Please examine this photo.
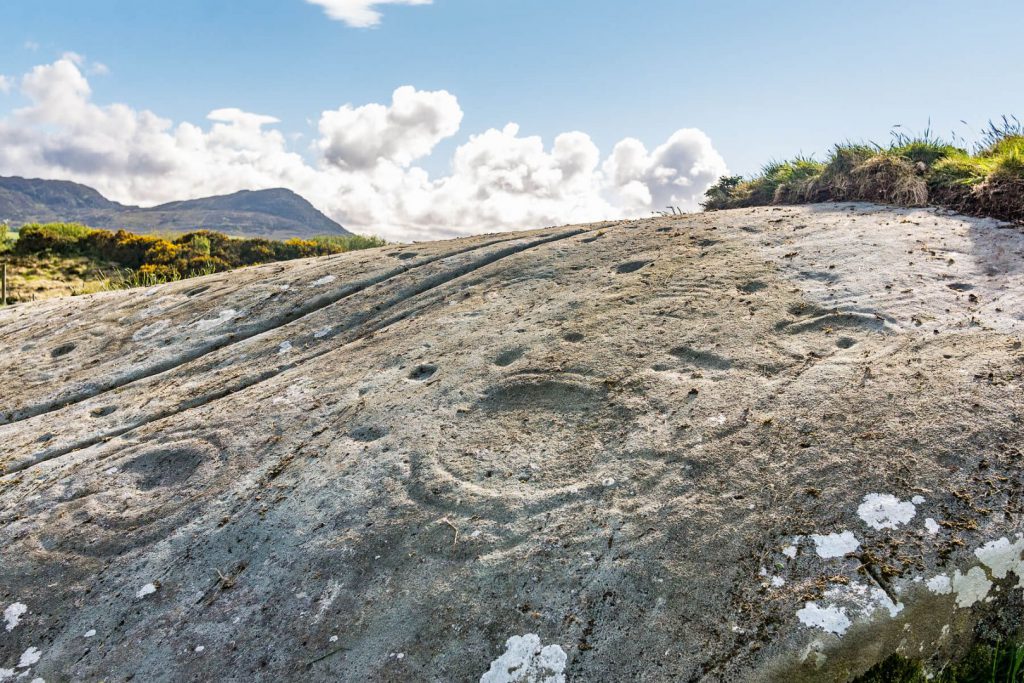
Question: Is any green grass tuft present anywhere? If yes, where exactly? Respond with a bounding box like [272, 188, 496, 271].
[102, 265, 218, 291]
[852, 640, 1024, 683]
[310, 234, 388, 251]
[890, 140, 962, 166]
[703, 117, 1024, 223]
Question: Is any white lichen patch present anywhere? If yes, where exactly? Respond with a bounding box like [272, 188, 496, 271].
[84, 629, 96, 638]
[795, 580, 907, 642]
[811, 531, 860, 558]
[825, 581, 904, 619]
[951, 567, 992, 608]
[920, 535, 1023, 608]
[926, 574, 952, 595]
[18, 647, 41, 668]
[313, 326, 333, 339]
[311, 275, 336, 287]
[911, 495, 925, 505]
[759, 567, 786, 588]
[3, 602, 27, 632]
[974, 536, 1024, 588]
[278, 341, 293, 355]
[857, 493, 916, 530]
[924, 518, 940, 535]
[136, 583, 158, 599]
[480, 634, 567, 683]
[796, 602, 851, 636]
[0, 668, 13, 681]
[193, 309, 238, 331]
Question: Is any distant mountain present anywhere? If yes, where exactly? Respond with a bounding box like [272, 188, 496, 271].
[0, 176, 350, 239]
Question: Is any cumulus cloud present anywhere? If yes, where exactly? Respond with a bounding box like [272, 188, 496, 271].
[305, 0, 432, 28]
[605, 130, 727, 212]
[0, 56, 728, 242]
[318, 86, 462, 169]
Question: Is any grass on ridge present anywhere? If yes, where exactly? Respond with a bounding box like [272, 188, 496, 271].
[703, 116, 1024, 223]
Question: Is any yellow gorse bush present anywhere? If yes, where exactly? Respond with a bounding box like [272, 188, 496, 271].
[14, 224, 387, 281]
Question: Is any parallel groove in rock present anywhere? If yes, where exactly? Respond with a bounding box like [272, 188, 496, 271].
[2, 225, 595, 475]
[0, 231, 532, 427]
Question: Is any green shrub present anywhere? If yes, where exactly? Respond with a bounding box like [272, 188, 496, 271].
[187, 233, 211, 256]
[14, 223, 96, 255]
[701, 175, 745, 211]
[239, 240, 276, 264]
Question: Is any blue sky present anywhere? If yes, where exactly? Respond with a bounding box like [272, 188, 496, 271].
[1, 0, 1022, 240]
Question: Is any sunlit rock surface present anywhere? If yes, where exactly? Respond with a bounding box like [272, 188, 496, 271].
[1, 203, 1022, 681]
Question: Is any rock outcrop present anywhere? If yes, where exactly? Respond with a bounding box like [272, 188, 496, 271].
[1, 203, 1022, 681]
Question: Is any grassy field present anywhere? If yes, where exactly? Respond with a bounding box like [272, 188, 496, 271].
[1, 252, 122, 302]
[702, 116, 1024, 224]
[0, 222, 386, 304]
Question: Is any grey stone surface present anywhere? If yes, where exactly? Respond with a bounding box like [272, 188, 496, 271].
[1, 203, 1022, 681]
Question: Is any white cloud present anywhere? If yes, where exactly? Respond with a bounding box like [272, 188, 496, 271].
[0, 76, 11, 94]
[604, 130, 727, 212]
[318, 85, 462, 169]
[0, 56, 728, 242]
[305, 0, 432, 28]
[20, 57, 92, 115]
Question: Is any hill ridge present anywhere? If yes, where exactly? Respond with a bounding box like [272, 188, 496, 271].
[0, 175, 349, 239]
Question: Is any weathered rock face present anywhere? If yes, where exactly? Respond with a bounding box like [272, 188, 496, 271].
[1, 203, 1023, 682]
